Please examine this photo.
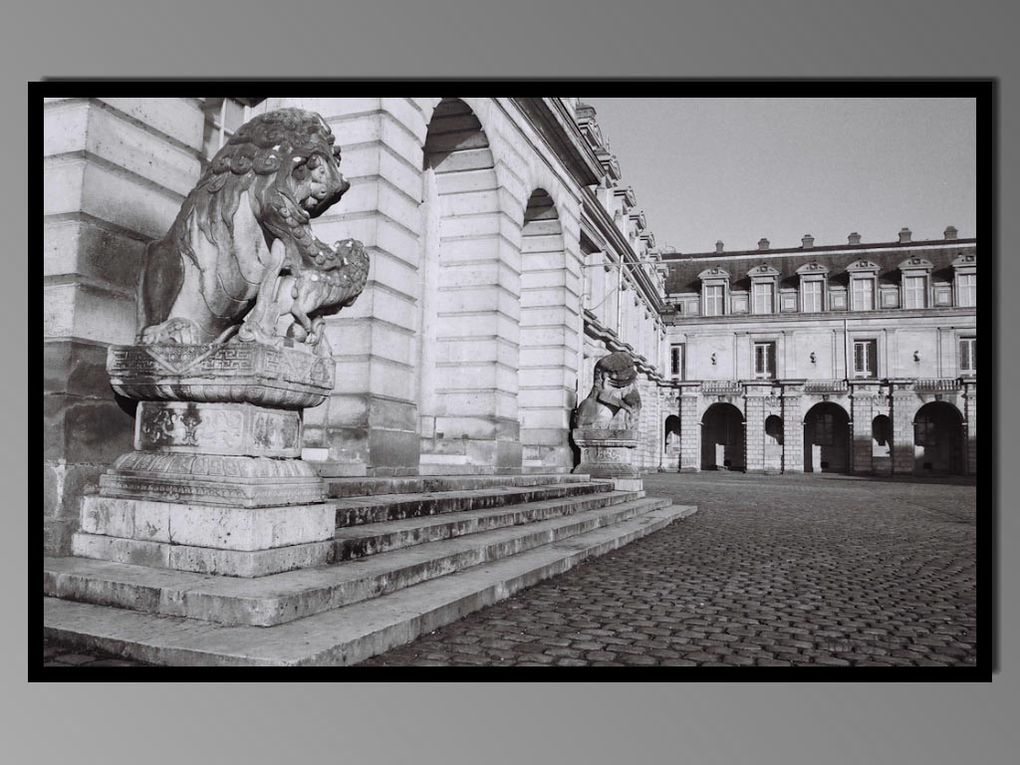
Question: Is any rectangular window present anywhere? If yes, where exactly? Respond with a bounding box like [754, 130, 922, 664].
[670, 344, 685, 379]
[903, 274, 927, 309]
[202, 98, 250, 163]
[959, 337, 976, 375]
[852, 339, 878, 378]
[753, 342, 776, 379]
[851, 278, 874, 311]
[957, 273, 976, 307]
[704, 284, 724, 316]
[802, 281, 823, 313]
[752, 282, 773, 314]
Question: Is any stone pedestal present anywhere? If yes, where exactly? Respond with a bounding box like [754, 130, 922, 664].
[71, 342, 337, 577]
[571, 427, 642, 490]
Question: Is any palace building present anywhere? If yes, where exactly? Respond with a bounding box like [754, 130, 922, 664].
[659, 229, 978, 477]
[42, 95, 977, 560]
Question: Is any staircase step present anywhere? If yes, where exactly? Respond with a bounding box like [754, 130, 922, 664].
[43, 504, 697, 666]
[44, 497, 671, 628]
[333, 481, 613, 527]
[335, 489, 642, 560]
[326, 473, 593, 499]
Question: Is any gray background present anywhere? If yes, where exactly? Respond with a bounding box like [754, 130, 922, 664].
[4, 1, 1016, 763]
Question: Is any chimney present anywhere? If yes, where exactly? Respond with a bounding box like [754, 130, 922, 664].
[715, 240, 725, 253]
[848, 232, 862, 245]
[801, 234, 814, 249]
[757, 238, 770, 251]
[898, 227, 912, 243]
[944, 225, 958, 240]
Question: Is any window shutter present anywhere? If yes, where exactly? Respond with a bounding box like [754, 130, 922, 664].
[868, 341, 878, 378]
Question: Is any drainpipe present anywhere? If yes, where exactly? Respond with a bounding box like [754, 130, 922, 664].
[843, 318, 849, 382]
[616, 264, 623, 340]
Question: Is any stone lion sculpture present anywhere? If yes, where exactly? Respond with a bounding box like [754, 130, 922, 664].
[574, 351, 642, 430]
[137, 108, 369, 356]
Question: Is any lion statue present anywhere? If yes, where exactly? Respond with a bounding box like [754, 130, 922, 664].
[137, 108, 369, 355]
[574, 351, 642, 430]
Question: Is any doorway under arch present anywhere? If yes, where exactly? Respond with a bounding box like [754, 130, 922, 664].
[701, 403, 744, 471]
[913, 401, 964, 474]
[803, 402, 849, 473]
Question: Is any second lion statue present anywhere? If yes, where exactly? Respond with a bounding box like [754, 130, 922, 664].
[137, 108, 369, 356]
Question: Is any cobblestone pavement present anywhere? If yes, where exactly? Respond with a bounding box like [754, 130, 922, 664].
[42, 472, 977, 668]
[362, 473, 978, 667]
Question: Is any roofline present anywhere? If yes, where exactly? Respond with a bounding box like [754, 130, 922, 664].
[661, 238, 977, 261]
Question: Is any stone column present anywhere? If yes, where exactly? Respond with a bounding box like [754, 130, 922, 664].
[743, 384, 768, 473]
[781, 385, 804, 473]
[849, 382, 880, 474]
[679, 388, 701, 472]
[43, 97, 206, 554]
[890, 382, 917, 475]
[963, 380, 977, 475]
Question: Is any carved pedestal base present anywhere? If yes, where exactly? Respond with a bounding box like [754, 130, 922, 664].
[572, 428, 641, 487]
[78, 341, 336, 576]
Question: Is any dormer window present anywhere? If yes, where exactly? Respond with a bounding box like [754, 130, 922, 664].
[796, 261, 829, 314]
[899, 256, 934, 309]
[747, 263, 780, 315]
[698, 267, 730, 317]
[847, 259, 880, 312]
[952, 252, 977, 308]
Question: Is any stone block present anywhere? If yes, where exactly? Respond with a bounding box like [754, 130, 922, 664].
[80, 159, 184, 240]
[81, 496, 137, 538]
[97, 98, 205, 148]
[72, 533, 171, 569]
[369, 397, 418, 431]
[81, 497, 335, 551]
[367, 428, 420, 471]
[72, 533, 335, 577]
[64, 103, 201, 196]
[43, 282, 137, 345]
[44, 339, 115, 397]
[44, 394, 134, 463]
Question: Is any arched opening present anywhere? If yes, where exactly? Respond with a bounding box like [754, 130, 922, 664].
[701, 403, 744, 471]
[419, 99, 514, 474]
[871, 413, 892, 473]
[764, 414, 784, 473]
[519, 188, 573, 472]
[664, 414, 681, 451]
[913, 402, 964, 474]
[803, 402, 849, 473]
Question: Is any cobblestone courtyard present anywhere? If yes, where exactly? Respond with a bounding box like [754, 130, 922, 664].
[43, 472, 978, 668]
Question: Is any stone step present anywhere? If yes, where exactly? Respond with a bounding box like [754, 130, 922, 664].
[43, 504, 697, 666]
[326, 472, 593, 499]
[43, 497, 671, 628]
[333, 480, 614, 528]
[334, 488, 643, 561]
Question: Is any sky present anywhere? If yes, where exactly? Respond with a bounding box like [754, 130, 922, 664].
[581, 98, 976, 254]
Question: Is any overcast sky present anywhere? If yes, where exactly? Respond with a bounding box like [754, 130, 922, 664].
[581, 98, 976, 254]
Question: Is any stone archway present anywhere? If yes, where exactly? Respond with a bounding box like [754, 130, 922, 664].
[804, 402, 850, 473]
[418, 98, 518, 474]
[913, 401, 965, 474]
[701, 403, 744, 471]
[519, 188, 572, 473]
